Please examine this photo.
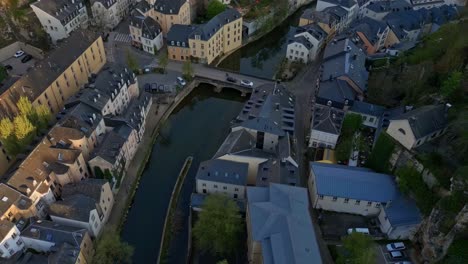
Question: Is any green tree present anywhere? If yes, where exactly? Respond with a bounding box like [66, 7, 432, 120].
[158, 53, 168, 73]
[0, 118, 19, 156]
[193, 194, 243, 255]
[36, 104, 51, 131]
[206, 0, 227, 20]
[93, 230, 134, 264]
[126, 49, 138, 72]
[341, 113, 363, 138]
[182, 60, 194, 80]
[94, 166, 104, 179]
[441, 71, 463, 98]
[13, 115, 35, 143]
[0, 118, 13, 139]
[336, 137, 353, 161]
[366, 132, 395, 173]
[337, 232, 376, 264]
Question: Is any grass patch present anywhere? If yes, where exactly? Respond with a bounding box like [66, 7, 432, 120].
[440, 239, 468, 264]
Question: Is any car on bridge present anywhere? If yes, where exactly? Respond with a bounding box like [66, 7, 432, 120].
[226, 76, 237, 83]
[177, 76, 186, 86]
[240, 80, 253, 88]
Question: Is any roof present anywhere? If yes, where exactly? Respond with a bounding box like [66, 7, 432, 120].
[189, 8, 241, 41]
[319, 0, 357, 8]
[392, 104, 448, 139]
[415, 4, 459, 25]
[384, 10, 424, 39]
[130, 15, 162, 39]
[0, 30, 101, 113]
[167, 24, 197, 47]
[0, 220, 15, 242]
[213, 129, 256, 158]
[49, 194, 96, 222]
[317, 79, 356, 105]
[350, 101, 385, 116]
[296, 23, 328, 42]
[58, 102, 103, 137]
[190, 193, 246, 212]
[134, 0, 150, 14]
[247, 184, 322, 264]
[31, 0, 85, 25]
[92, 125, 133, 165]
[300, 8, 315, 21]
[349, 17, 388, 45]
[62, 179, 107, 201]
[383, 193, 421, 226]
[91, 0, 117, 8]
[366, 0, 412, 13]
[92, 64, 136, 102]
[233, 83, 295, 136]
[196, 159, 248, 186]
[321, 37, 368, 91]
[0, 183, 32, 216]
[311, 104, 345, 135]
[289, 35, 313, 49]
[154, 0, 186, 15]
[310, 162, 397, 202]
[21, 219, 87, 247]
[48, 242, 81, 263]
[323, 5, 349, 19]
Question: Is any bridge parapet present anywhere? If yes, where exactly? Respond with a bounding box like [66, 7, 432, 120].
[193, 75, 253, 97]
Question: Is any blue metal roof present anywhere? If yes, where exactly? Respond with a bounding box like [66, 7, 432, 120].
[383, 193, 421, 226]
[195, 159, 248, 186]
[310, 162, 397, 202]
[350, 101, 386, 117]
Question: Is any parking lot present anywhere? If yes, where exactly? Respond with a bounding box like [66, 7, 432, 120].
[1, 55, 36, 76]
[318, 211, 370, 241]
[376, 243, 412, 264]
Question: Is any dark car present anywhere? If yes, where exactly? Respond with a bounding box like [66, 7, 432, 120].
[144, 83, 151, 92]
[21, 54, 33, 63]
[4, 65, 12, 70]
[226, 76, 237, 83]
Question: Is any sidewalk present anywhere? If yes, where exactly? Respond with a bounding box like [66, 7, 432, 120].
[106, 100, 171, 230]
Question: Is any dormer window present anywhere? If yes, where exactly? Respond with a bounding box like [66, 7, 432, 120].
[398, 128, 406, 135]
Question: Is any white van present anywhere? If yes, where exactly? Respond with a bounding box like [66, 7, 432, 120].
[347, 228, 370, 235]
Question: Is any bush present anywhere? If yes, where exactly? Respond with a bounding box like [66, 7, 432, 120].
[366, 132, 395, 173]
[441, 239, 468, 264]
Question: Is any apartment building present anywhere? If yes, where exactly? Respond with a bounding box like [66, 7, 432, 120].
[316, 79, 356, 109]
[308, 162, 421, 239]
[189, 8, 242, 64]
[48, 179, 114, 237]
[386, 104, 448, 150]
[129, 15, 164, 54]
[167, 24, 197, 61]
[195, 159, 248, 200]
[21, 219, 94, 263]
[121, 94, 153, 142]
[0, 146, 13, 182]
[348, 17, 393, 54]
[246, 184, 322, 264]
[309, 104, 345, 149]
[287, 23, 328, 62]
[316, 0, 359, 24]
[31, 0, 88, 43]
[150, 0, 191, 34]
[0, 220, 24, 258]
[299, 8, 342, 36]
[91, 0, 131, 29]
[361, 0, 412, 21]
[0, 183, 46, 223]
[47, 126, 95, 161]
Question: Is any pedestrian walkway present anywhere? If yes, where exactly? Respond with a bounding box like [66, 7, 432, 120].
[114, 33, 132, 43]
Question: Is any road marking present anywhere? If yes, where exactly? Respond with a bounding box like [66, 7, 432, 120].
[114, 33, 132, 43]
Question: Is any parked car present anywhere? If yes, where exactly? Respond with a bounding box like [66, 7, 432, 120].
[21, 54, 33, 63]
[14, 50, 24, 58]
[240, 79, 253, 87]
[226, 76, 237, 83]
[144, 83, 151, 92]
[4, 65, 12, 70]
[390, 251, 404, 259]
[386, 242, 406, 252]
[177, 76, 186, 86]
[347, 228, 370, 235]
[151, 83, 158, 91]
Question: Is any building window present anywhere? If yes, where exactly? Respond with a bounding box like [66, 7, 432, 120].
[4, 242, 9, 249]
[367, 201, 372, 207]
[369, 117, 375, 123]
[234, 188, 239, 191]
[203, 189, 207, 194]
[213, 185, 218, 188]
[375, 203, 381, 208]
[318, 195, 324, 200]
[355, 200, 361, 205]
[332, 196, 337, 202]
[234, 194, 238, 199]
[202, 183, 206, 187]
[344, 198, 349, 203]
[223, 186, 227, 190]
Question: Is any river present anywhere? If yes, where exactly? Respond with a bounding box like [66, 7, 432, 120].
[217, 2, 316, 79]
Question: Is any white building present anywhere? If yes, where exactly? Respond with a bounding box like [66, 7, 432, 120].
[308, 162, 421, 239]
[49, 179, 114, 237]
[386, 104, 448, 150]
[309, 104, 344, 149]
[316, 0, 359, 24]
[129, 15, 164, 54]
[195, 159, 248, 200]
[0, 220, 24, 258]
[91, 0, 120, 29]
[287, 23, 328, 62]
[348, 101, 385, 128]
[31, 0, 88, 43]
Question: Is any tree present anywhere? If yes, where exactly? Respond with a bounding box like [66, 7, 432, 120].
[441, 70, 462, 98]
[341, 113, 363, 138]
[158, 53, 168, 73]
[36, 104, 51, 131]
[94, 166, 104, 179]
[126, 49, 138, 73]
[336, 137, 353, 161]
[0, 118, 19, 155]
[93, 230, 134, 264]
[182, 60, 194, 80]
[13, 115, 35, 143]
[193, 194, 243, 255]
[337, 232, 376, 264]
[17, 96, 34, 118]
[0, 118, 13, 139]
[206, 0, 226, 20]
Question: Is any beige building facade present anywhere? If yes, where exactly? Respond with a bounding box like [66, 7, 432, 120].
[150, 0, 191, 35]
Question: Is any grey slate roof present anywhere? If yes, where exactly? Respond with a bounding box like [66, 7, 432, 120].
[300, 8, 315, 21]
[1, 30, 101, 112]
[213, 129, 256, 158]
[32, 0, 85, 25]
[49, 194, 96, 222]
[349, 17, 388, 45]
[317, 79, 356, 105]
[312, 104, 345, 135]
[392, 104, 448, 139]
[196, 159, 248, 186]
[321, 37, 368, 92]
[323, 5, 349, 20]
[319, 0, 357, 8]
[384, 10, 424, 39]
[297, 23, 328, 42]
[289, 35, 313, 49]
[48, 243, 81, 263]
[130, 15, 162, 39]
[62, 179, 107, 201]
[189, 8, 241, 41]
[310, 162, 397, 202]
[167, 24, 197, 47]
[91, 0, 117, 9]
[350, 101, 385, 116]
[21, 219, 87, 247]
[154, 0, 186, 15]
[233, 83, 295, 136]
[93, 125, 131, 165]
[247, 184, 322, 264]
[92, 64, 136, 100]
[383, 193, 421, 226]
[366, 0, 412, 13]
[135, 0, 150, 13]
